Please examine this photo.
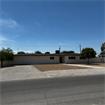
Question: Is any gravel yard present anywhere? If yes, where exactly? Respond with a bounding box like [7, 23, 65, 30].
[33, 64, 89, 72]
[43, 68, 105, 77]
[33, 64, 105, 77]
[0, 67, 3, 70]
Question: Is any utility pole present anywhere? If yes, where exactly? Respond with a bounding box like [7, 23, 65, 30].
[79, 44, 81, 53]
[59, 46, 61, 52]
[17, 48, 19, 54]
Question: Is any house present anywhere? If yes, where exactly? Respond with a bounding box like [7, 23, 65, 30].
[1, 50, 105, 66]
[2, 52, 87, 66]
[13, 53, 82, 65]
[98, 54, 105, 57]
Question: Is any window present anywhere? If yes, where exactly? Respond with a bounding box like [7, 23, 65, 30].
[50, 57, 54, 60]
[80, 57, 86, 59]
[68, 57, 76, 59]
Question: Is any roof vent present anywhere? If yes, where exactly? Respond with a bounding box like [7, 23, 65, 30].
[55, 50, 60, 54]
[45, 52, 50, 54]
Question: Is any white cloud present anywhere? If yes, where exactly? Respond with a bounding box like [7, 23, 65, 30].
[59, 43, 62, 45]
[35, 33, 40, 36]
[13, 50, 18, 54]
[0, 19, 19, 28]
[22, 29, 26, 32]
[36, 14, 38, 17]
[35, 20, 41, 26]
[0, 36, 8, 41]
[45, 32, 49, 35]
[1, 11, 5, 15]
[0, 35, 15, 42]
[1, 11, 19, 28]
[13, 35, 19, 39]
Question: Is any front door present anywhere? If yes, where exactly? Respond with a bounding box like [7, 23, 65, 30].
[59, 57, 62, 63]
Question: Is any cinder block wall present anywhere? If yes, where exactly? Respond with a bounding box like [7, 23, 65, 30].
[65, 56, 105, 64]
[89, 57, 105, 63]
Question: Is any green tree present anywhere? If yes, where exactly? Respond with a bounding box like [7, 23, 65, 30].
[61, 50, 75, 54]
[100, 51, 105, 54]
[35, 51, 42, 54]
[0, 47, 14, 67]
[81, 48, 96, 64]
[17, 51, 25, 54]
[101, 42, 105, 52]
[68, 51, 75, 53]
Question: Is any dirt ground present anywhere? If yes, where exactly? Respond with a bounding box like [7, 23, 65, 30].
[77, 63, 105, 67]
[0, 67, 3, 70]
[33, 64, 89, 72]
[0, 65, 14, 69]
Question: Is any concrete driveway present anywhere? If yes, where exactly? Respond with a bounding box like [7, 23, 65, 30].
[0, 65, 47, 82]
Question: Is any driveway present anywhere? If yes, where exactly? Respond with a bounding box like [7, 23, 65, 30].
[0, 65, 47, 82]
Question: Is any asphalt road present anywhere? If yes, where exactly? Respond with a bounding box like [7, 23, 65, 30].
[0, 75, 105, 105]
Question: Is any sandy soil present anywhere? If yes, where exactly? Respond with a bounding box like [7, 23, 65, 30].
[77, 63, 105, 67]
[0, 67, 3, 70]
[33, 64, 89, 72]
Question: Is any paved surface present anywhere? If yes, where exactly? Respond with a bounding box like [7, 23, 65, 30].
[64, 64, 104, 68]
[0, 75, 104, 105]
[0, 65, 46, 82]
[0, 65, 105, 81]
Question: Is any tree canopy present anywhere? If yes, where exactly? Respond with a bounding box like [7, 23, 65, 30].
[17, 51, 25, 54]
[0, 47, 14, 67]
[100, 51, 105, 54]
[100, 42, 105, 55]
[61, 50, 75, 54]
[35, 51, 42, 54]
[101, 42, 105, 52]
[81, 48, 96, 64]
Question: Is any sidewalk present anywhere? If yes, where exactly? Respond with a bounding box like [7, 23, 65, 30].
[64, 64, 104, 68]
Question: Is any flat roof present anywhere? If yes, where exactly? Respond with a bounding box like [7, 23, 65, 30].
[99, 54, 105, 57]
[15, 53, 80, 56]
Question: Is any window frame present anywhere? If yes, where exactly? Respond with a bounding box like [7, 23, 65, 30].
[68, 57, 76, 59]
[50, 57, 54, 60]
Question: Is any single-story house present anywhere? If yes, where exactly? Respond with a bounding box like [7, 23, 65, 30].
[1, 52, 104, 67]
[0, 53, 83, 66]
[13, 53, 84, 64]
[98, 54, 105, 57]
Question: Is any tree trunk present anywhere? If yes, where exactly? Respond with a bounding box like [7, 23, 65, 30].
[88, 58, 90, 64]
[1, 60, 3, 67]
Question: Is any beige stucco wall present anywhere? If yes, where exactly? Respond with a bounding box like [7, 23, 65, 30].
[0, 56, 105, 67]
[0, 56, 59, 66]
[65, 56, 105, 64]
[65, 56, 87, 64]
[89, 57, 105, 63]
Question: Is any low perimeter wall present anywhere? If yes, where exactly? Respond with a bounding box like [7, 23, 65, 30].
[65, 56, 105, 64]
[89, 57, 105, 63]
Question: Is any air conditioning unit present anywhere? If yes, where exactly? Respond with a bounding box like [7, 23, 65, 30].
[55, 50, 60, 54]
[45, 52, 50, 54]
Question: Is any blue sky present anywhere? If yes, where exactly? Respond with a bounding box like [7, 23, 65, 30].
[0, 0, 104, 55]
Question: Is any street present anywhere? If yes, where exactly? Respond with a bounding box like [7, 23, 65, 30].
[0, 75, 105, 105]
